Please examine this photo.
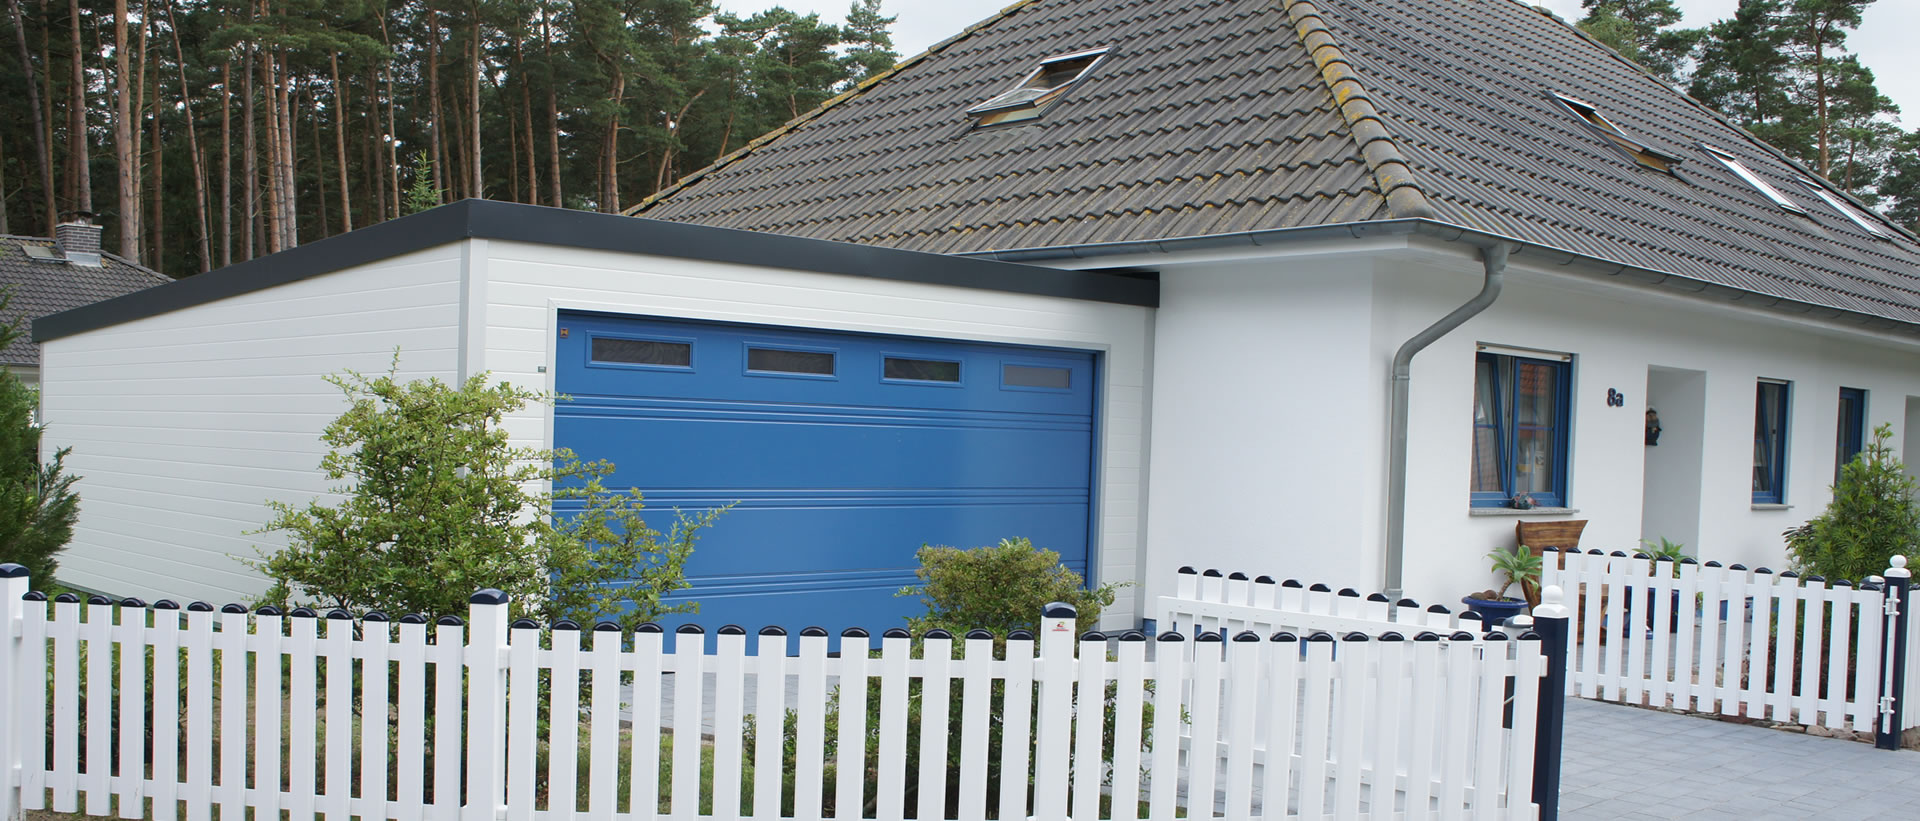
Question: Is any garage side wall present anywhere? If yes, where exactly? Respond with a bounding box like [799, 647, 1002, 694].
[477, 239, 1155, 628]
[40, 245, 465, 603]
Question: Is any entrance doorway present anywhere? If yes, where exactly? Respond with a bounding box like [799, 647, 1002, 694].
[1642, 367, 1706, 553]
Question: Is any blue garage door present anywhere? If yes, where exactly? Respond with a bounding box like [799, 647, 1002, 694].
[553, 312, 1097, 640]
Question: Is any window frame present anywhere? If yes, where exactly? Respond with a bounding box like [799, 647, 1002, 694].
[1836, 386, 1866, 483]
[1799, 180, 1888, 238]
[1700, 144, 1807, 214]
[965, 47, 1108, 127]
[1753, 379, 1792, 504]
[1551, 93, 1682, 174]
[1470, 350, 1573, 509]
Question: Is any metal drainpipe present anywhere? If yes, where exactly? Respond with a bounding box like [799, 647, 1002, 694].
[1384, 242, 1511, 600]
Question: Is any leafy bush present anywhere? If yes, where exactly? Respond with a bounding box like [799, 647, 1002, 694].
[0, 301, 79, 589]
[255, 357, 724, 629]
[899, 537, 1119, 638]
[1785, 423, 1919, 582]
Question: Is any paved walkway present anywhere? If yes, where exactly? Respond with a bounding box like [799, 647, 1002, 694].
[1561, 697, 1920, 820]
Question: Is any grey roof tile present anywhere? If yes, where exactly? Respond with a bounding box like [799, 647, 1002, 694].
[637, 0, 1920, 328]
[0, 236, 169, 367]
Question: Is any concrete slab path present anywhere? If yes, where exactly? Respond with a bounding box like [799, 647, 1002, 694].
[1561, 697, 1920, 820]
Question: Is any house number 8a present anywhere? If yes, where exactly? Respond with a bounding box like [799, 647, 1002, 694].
[1606, 388, 1625, 407]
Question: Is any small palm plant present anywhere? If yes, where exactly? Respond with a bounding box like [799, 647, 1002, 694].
[1640, 537, 1686, 577]
[1486, 544, 1542, 601]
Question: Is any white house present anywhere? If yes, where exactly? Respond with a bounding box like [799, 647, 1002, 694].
[35, 0, 1920, 632]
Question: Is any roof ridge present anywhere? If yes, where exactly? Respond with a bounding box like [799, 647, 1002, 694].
[1278, 0, 1436, 221]
[624, 0, 1042, 218]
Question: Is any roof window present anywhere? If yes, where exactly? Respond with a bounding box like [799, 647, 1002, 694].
[966, 48, 1107, 127]
[1552, 94, 1681, 173]
[1699, 144, 1806, 214]
[1798, 179, 1887, 238]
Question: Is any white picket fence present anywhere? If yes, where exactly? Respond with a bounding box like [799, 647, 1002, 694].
[1538, 548, 1919, 735]
[0, 568, 1570, 821]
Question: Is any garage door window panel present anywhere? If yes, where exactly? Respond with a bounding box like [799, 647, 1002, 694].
[589, 335, 694, 370]
[883, 356, 963, 384]
[1002, 362, 1074, 392]
[745, 345, 837, 379]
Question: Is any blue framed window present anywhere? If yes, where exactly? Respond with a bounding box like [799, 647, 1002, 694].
[1753, 380, 1791, 503]
[1471, 351, 1571, 508]
[1835, 387, 1866, 483]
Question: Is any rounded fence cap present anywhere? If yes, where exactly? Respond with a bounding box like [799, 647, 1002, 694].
[1201, 569, 1223, 578]
[1485, 631, 1510, 641]
[469, 589, 509, 605]
[1082, 630, 1109, 642]
[1254, 575, 1276, 584]
[290, 607, 318, 618]
[0, 563, 27, 578]
[187, 601, 213, 612]
[1780, 570, 1799, 578]
[1306, 631, 1335, 642]
[1379, 631, 1405, 642]
[1729, 563, 1748, 571]
[22, 591, 46, 602]
[1007, 629, 1035, 641]
[759, 625, 788, 637]
[1282, 579, 1304, 588]
[1681, 557, 1698, 565]
[675, 624, 705, 635]
[400, 614, 428, 625]
[1396, 598, 1420, 608]
[1196, 632, 1222, 642]
[1155, 631, 1184, 642]
[1343, 631, 1370, 642]
[364, 611, 390, 622]
[1610, 551, 1628, 558]
[1633, 552, 1650, 560]
[1539, 546, 1558, 553]
[553, 619, 581, 631]
[843, 627, 874, 639]
[1041, 601, 1077, 618]
[881, 627, 911, 639]
[595, 621, 622, 632]
[965, 629, 994, 640]
[637, 623, 664, 634]
[219, 603, 247, 614]
[1177, 566, 1197, 575]
[1227, 571, 1248, 581]
[510, 618, 541, 630]
[1232, 630, 1260, 642]
[1834, 578, 1853, 587]
[1428, 603, 1452, 614]
[1367, 593, 1390, 603]
[717, 625, 746, 636]
[1308, 583, 1331, 592]
[1337, 588, 1359, 598]
[325, 609, 352, 620]
[1587, 549, 1605, 556]
[1449, 631, 1477, 641]
[436, 616, 465, 627]
[121, 597, 147, 609]
[1414, 631, 1441, 642]
[800, 627, 829, 638]
[87, 595, 111, 606]
[1271, 631, 1298, 642]
[923, 628, 953, 640]
[1119, 630, 1147, 642]
[1755, 567, 1773, 575]
[1519, 631, 1542, 641]
[1891, 555, 1911, 578]
[1705, 561, 1723, 568]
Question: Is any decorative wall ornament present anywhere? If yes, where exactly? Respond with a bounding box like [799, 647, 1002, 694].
[1645, 407, 1662, 446]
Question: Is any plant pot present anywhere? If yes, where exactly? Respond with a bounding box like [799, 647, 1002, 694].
[1460, 596, 1529, 627]
[1622, 588, 1684, 634]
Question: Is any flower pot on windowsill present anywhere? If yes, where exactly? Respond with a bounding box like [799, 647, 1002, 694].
[1461, 593, 1528, 626]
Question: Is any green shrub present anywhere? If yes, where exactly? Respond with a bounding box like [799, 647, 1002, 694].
[0, 296, 79, 589]
[254, 356, 724, 629]
[1785, 423, 1919, 582]
[899, 538, 1120, 638]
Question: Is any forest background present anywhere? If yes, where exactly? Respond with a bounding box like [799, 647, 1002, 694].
[0, 0, 1915, 280]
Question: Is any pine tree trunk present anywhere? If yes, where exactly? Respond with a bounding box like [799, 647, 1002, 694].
[379, 10, 400, 216]
[542, 12, 560, 208]
[601, 69, 623, 213]
[330, 54, 351, 232]
[312, 86, 329, 238]
[67, 0, 89, 213]
[258, 47, 279, 253]
[242, 50, 256, 260]
[516, 39, 535, 204]
[135, 0, 152, 266]
[364, 65, 385, 224]
[166, 0, 211, 272]
[112, 0, 139, 259]
[6, 0, 57, 233]
[276, 56, 296, 247]
[426, 1, 444, 202]
[468, 14, 481, 199]
[221, 59, 232, 267]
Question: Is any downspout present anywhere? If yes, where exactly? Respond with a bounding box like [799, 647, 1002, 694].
[1384, 242, 1510, 600]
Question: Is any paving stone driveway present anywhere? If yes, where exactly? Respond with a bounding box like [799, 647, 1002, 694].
[1560, 697, 1920, 819]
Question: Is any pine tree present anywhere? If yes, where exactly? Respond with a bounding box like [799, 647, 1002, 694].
[404, 152, 441, 214]
[1577, 0, 1702, 83]
[1785, 424, 1919, 582]
[0, 302, 80, 589]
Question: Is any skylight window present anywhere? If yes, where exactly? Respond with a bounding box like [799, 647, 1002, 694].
[966, 47, 1107, 127]
[1799, 179, 1887, 237]
[1551, 94, 1681, 173]
[1699, 144, 1806, 214]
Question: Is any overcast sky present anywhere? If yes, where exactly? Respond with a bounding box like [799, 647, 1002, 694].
[718, 0, 1920, 128]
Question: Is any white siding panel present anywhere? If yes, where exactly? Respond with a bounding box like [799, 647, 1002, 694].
[41, 245, 464, 604]
[481, 240, 1154, 627]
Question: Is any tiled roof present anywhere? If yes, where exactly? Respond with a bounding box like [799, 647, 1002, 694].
[634, 0, 1920, 328]
[0, 236, 170, 367]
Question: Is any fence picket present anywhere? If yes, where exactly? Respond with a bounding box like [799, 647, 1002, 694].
[396, 617, 428, 816]
[1696, 564, 1725, 714]
[254, 609, 283, 821]
[1221, 635, 1258, 821]
[21, 596, 48, 813]
[1297, 636, 1335, 820]
[1622, 558, 1648, 707]
[792, 629, 828, 820]
[1851, 583, 1882, 730]
[214, 606, 245, 821]
[1144, 635, 1182, 820]
[1110, 634, 1147, 821]
[835, 630, 871, 821]
[1369, 634, 1407, 820]
[1575, 552, 1602, 699]
[550, 624, 582, 821]
[1072, 633, 1107, 821]
[710, 628, 746, 821]
[1261, 635, 1301, 821]
[505, 621, 538, 821]
[669, 628, 704, 820]
[362, 616, 392, 820]
[1436, 636, 1474, 821]
[115, 604, 147, 820]
[1743, 571, 1772, 717]
[83, 599, 110, 815]
[288, 612, 318, 821]
[1402, 636, 1441, 820]
[628, 625, 664, 820]
[1187, 636, 1224, 818]
[1504, 636, 1541, 821]
[1332, 635, 1369, 818]
[431, 618, 464, 821]
[751, 629, 786, 820]
[917, 633, 952, 821]
[875, 631, 909, 821]
[956, 632, 993, 821]
[1670, 561, 1698, 711]
[1472, 635, 1509, 821]
[324, 614, 354, 821]
[589, 626, 619, 821]
[1771, 573, 1798, 722]
[1646, 558, 1675, 708]
[149, 603, 179, 821]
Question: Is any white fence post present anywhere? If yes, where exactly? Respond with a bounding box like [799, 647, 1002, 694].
[0, 564, 28, 821]
[465, 589, 510, 821]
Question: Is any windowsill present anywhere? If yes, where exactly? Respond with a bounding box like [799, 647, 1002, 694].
[1469, 507, 1582, 517]
[1751, 503, 1793, 511]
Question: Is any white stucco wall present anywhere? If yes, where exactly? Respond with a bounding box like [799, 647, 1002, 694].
[476, 239, 1157, 628]
[1137, 240, 1920, 613]
[40, 246, 466, 603]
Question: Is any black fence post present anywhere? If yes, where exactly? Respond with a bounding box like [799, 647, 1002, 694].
[1878, 556, 1910, 751]
[1530, 584, 1571, 821]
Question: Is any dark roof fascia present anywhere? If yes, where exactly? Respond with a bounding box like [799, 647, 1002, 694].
[37, 200, 1157, 343]
[963, 219, 1920, 340]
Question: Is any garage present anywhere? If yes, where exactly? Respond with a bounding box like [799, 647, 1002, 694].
[554, 311, 1097, 635]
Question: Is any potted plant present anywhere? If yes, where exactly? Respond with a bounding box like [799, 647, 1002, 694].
[1632, 538, 1687, 632]
[1463, 544, 1539, 625]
